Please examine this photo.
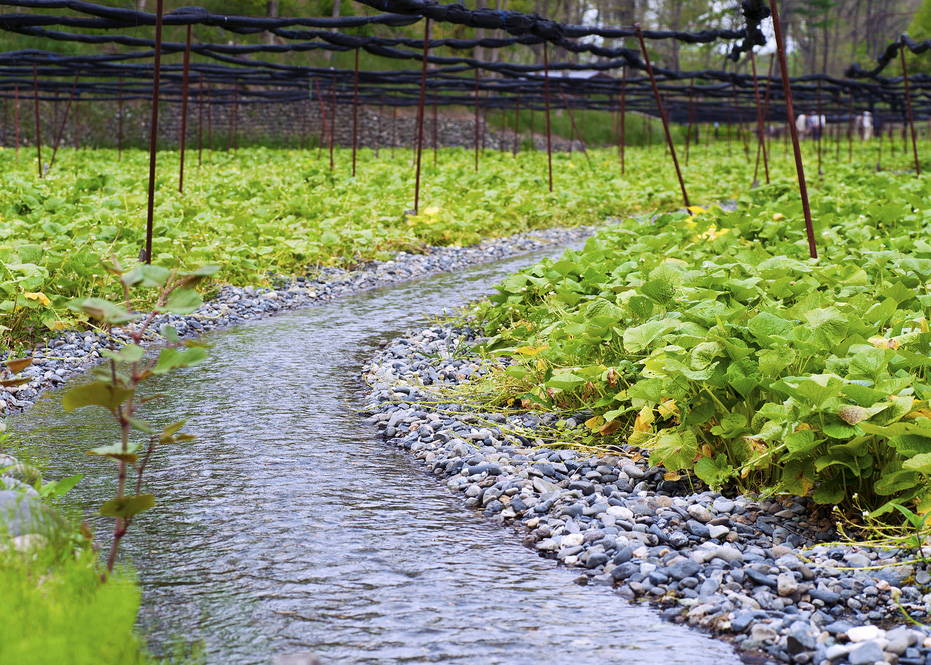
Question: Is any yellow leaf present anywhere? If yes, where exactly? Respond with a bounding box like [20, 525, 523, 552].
[633, 406, 654, 432]
[868, 335, 899, 350]
[658, 398, 679, 419]
[687, 205, 707, 215]
[515, 344, 549, 356]
[663, 471, 681, 481]
[23, 291, 51, 306]
[585, 415, 605, 431]
[904, 409, 931, 420]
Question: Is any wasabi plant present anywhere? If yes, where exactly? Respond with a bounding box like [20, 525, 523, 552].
[63, 260, 217, 579]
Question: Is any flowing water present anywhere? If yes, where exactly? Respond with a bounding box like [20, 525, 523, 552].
[7, 247, 739, 665]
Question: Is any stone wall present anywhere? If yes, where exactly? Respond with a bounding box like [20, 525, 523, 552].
[0, 96, 580, 151]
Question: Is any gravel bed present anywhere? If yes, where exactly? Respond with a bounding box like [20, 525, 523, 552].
[363, 325, 931, 665]
[0, 225, 593, 416]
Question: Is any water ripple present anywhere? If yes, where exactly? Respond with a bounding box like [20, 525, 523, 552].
[8, 247, 739, 665]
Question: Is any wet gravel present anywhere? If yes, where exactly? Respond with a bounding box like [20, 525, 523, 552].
[363, 325, 931, 665]
[0, 225, 593, 416]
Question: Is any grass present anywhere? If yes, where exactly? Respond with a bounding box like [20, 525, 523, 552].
[0, 545, 159, 665]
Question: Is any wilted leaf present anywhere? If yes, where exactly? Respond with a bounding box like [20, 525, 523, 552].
[5, 358, 33, 373]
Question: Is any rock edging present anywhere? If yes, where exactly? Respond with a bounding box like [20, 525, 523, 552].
[0, 224, 593, 417]
[363, 325, 931, 665]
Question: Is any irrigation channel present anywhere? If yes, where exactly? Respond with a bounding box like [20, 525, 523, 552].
[6, 245, 738, 665]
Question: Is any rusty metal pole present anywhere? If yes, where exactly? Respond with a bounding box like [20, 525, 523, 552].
[47, 75, 77, 173]
[13, 83, 19, 157]
[769, 0, 817, 259]
[816, 79, 824, 176]
[32, 64, 42, 178]
[432, 101, 438, 165]
[178, 24, 193, 193]
[635, 26, 690, 211]
[899, 44, 921, 175]
[328, 85, 335, 171]
[316, 78, 325, 158]
[144, 0, 166, 264]
[877, 118, 883, 171]
[197, 73, 204, 166]
[512, 97, 520, 155]
[117, 77, 124, 160]
[750, 50, 770, 185]
[685, 80, 695, 166]
[562, 93, 592, 167]
[207, 83, 213, 151]
[619, 65, 626, 175]
[352, 47, 360, 177]
[473, 67, 480, 172]
[232, 85, 240, 151]
[413, 18, 430, 214]
[543, 42, 553, 192]
[73, 84, 81, 150]
[846, 89, 854, 163]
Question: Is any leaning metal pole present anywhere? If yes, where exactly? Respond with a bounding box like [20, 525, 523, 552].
[899, 43, 921, 176]
[769, 0, 817, 259]
[636, 26, 690, 212]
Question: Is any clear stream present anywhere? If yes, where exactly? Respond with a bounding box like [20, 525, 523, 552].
[8, 247, 739, 665]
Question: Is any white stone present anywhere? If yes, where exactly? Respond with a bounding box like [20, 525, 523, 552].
[561, 533, 584, 547]
[707, 524, 730, 539]
[607, 505, 634, 520]
[847, 625, 884, 642]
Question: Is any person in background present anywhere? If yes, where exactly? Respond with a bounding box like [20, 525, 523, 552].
[859, 111, 874, 140]
[796, 112, 809, 139]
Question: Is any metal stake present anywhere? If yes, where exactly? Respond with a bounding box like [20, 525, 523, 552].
[413, 18, 430, 214]
[352, 47, 360, 176]
[899, 44, 921, 175]
[144, 0, 165, 264]
[769, 0, 817, 259]
[543, 43, 553, 192]
[750, 50, 770, 185]
[636, 26, 690, 211]
[179, 24, 192, 192]
[32, 64, 42, 178]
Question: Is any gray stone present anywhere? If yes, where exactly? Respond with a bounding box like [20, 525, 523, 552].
[778, 572, 799, 597]
[712, 497, 735, 513]
[612, 546, 633, 565]
[731, 611, 756, 633]
[687, 520, 710, 538]
[786, 626, 817, 655]
[749, 623, 779, 644]
[666, 559, 701, 580]
[687, 504, 714, 523]
[847, 640, 884, 665]
[610, 562, 639, 581]
[809, 588, 841, 605]
[844, 552, 871, 569]
[884, 627, 919, 655]
[0, 490, 66, 539]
